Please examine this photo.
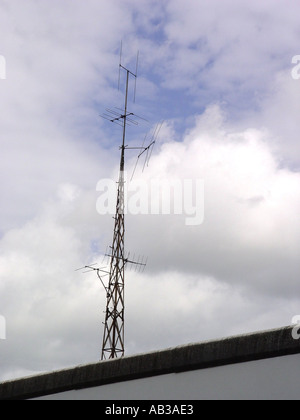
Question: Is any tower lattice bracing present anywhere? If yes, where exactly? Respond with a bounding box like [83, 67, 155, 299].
[101, 154, 126, 360]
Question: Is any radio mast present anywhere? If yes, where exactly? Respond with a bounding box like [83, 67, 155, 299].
[78, 45, 161, 360]
[100, 46, 152, 360]
[101, 56, 133, 360]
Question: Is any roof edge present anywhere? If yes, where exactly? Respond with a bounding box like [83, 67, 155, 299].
[1, 325, 299, 400]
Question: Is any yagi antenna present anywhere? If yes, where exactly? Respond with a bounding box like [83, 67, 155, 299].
[143, 121, 163, 168]
[101, 43, 141, 129]
[104, 250, 147, 273]
[76, 264, 111, 297]
[130, 120, 164, 180]
[75, 263, 98, 272]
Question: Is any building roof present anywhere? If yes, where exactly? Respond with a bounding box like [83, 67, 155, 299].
[0, 325, 299, 400]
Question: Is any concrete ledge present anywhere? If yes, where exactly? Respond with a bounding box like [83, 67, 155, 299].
[0, 325, 299, 400]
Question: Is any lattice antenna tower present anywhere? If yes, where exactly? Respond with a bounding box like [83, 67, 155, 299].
[78, 45, 161, 360]
[99, 44, 151, 360]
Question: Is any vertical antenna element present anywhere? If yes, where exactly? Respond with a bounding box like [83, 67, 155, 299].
[134, 51, 139, 103]
[118, 41, 123, 91]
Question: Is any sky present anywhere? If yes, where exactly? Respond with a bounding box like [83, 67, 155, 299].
[0, 0, 300, 381]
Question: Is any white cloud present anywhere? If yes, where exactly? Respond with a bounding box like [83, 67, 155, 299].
[0, 194, 106, 378]
[126, 105, 300, 298]
[255, 70, 300, 168]
[125, 270, 298, 355]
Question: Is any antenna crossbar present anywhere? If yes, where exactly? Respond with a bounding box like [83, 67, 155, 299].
[120, 64, 137, 79]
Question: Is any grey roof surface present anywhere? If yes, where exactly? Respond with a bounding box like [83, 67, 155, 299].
[0, 325, 299, 400]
